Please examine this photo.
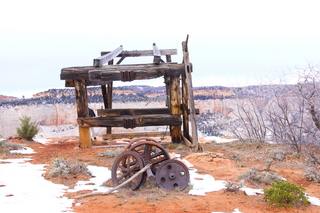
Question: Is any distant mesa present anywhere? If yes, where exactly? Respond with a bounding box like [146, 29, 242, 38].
[0, 95, 18, 100]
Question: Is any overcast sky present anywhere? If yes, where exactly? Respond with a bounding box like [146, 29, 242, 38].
[1, 0, 320, 98]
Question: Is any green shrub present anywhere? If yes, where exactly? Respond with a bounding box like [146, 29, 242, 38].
[16, 115, 39, 140]
[98, 148, 123, 158]
[49, 158, 92, 178]
[264, 181, 309, 208]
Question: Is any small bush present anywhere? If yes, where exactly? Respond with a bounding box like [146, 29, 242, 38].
[224, 180, 244, 193]
[0, 140, 24, 155]
[304, 168, 320, 183]
[238, 168, 283, 185]
[49, 158, 92, 178]
[98, 148, 123, 158]
[269, 151, 285, 161]
[16, 115, 39, 140]
[264, 181, 309, 208]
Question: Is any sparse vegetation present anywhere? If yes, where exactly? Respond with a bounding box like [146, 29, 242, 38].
[304, 168, 320, 183]
[98, 148, 123, 158]
[0, 139, 23, 155]
[16, 115, 39, 140]
[264, 180, 309, 208]
[238, 168, 283, 185]
[49, 158, 92, 178]
[224, 180, 244, 193]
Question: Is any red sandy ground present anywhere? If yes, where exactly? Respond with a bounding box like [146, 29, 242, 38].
[3, 137, 320, 213]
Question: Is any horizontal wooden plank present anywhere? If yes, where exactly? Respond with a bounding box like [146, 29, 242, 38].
[101, 49, 177, 57]
[98, 108, 170, 116]
[97, 108, 199, 116]
[102, 131, 170, 140]
[60, 63, 184, 81]
[77, 115, 182, 128]
[93, 46, 123, 67]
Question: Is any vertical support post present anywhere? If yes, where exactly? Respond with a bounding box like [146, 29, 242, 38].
[106, 82, 113, 134]
[170, 75, 182, 143]
[181, 74, 190, 140]
[182, 35, 199, 151]
[100, 55, 114, 135]
[74, 79, 91, 148]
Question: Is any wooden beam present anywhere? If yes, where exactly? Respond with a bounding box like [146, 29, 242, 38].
[93, 46, 123, 67]
[101, 49, 177, 57]
[89, 64, 185, 82]
[182, 35, 199, 151]
[61, 63, 184, 81]
[74, 80, 91, 148]
[97, 108, 170, 116]
[102, 131, 170, 140]
[182, 74, 190, 140]
[77, 115, 182, 128]
[169, 75, 182, 143]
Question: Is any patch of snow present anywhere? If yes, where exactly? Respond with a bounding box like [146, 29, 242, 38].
[307, 195, 320, 206]
[212, 208, 243, 213]
[204, 136, 238, 143]
[240, 186, 264, 196]
[182, 158, 227, 196]
[34, 138, 53, 145]
[68, 165, 112, 193]
[0, 158, 74, 213]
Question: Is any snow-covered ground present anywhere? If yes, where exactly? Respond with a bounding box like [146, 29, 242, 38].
[1, 137, 320, 213]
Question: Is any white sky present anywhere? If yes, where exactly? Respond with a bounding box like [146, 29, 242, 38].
[1, 0, 320, 98]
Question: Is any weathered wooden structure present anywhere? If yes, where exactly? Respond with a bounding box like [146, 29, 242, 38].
[60, 36, 199, 150]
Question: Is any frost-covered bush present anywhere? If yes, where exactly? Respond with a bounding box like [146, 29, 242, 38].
[269, 151, 285, 161]
[238, 168, 283, 185]
[0, 139, 23, 155]
[304, 168, 320, 183]
[264, 181, 309, 208]
[49, 158, 92, 178]
[98, 148, 123, 158]
[224, 180, 244, 193]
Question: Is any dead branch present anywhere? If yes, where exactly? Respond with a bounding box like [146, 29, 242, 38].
[75, 163, 151, 199]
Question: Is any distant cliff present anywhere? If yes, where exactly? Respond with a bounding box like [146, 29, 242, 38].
[0, 84, 294, 138]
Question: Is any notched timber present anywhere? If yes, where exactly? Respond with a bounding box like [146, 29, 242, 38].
[61, 64, 185, 81]
[89, 64, 185, 81]
[77, 115, 182, 128]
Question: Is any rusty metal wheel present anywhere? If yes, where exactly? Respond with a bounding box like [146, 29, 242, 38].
[124, 137, 159, 150]
[127, 141, 170, 175]
[111, 151, 146, 191]
[155, 159, 190, 191]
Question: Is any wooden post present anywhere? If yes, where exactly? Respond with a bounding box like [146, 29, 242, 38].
[181, 74, 190, 140]
[182, 35, 199, 151]
[74, 79, 91, 148]
[169, 75, 182, 143]
[100, 54, 114, 135]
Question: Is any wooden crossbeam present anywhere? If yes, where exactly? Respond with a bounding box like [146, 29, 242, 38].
[97, 108, 199, 117]
[93, 46, 123, 67]
[97, 108, 170, 116]
[102, 131, 170, 140]
[77, 115, 182, 128]
[61, 64, 185, 82]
